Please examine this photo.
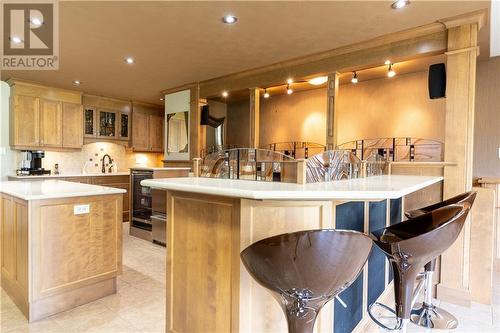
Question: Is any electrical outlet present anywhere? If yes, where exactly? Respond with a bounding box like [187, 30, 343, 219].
[74, 204, 90, 215]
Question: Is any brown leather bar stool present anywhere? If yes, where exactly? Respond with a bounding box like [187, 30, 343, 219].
[405, 191, 476, 329]
[240, 230, 372, 333]
[368, 202, 472, 333]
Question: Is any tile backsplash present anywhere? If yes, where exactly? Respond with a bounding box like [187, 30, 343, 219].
[13, 142, 163, 174]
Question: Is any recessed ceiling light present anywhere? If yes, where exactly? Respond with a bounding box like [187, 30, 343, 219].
[125, 57, 135, 64]
[73, 80, 81, 85]
[391, 0, 410, 10]
[222, 91, 229, 98]
[384, 60, 391, 65]
[30, 17, 43, 27]
[222, 15, 237, 24]
[11, 36, 22, 44]
[308, 76, 328, 86]
[160, 98, 164, 101]
[286, 78, 294, 84]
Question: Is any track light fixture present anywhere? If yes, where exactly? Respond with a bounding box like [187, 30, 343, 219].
[263, 88, 270, 98]
[351, 71, 358, 84]
[387, 63, 396, 78]
[286, 84, 293, 95]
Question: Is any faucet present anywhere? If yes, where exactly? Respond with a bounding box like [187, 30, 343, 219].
[102, 154, 113, 173]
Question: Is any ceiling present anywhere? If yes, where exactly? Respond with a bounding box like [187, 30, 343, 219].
[1, 1, 491, 105]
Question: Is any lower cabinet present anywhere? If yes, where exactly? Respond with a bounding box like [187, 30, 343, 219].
[90, 176, 130, 223]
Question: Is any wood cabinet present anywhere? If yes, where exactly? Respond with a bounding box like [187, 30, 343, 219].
[62, 103, 83, 148]
[39, 99, 62, 147]
[132, 112, 150, 151]
[83, 95, 131, 145]
[8, 80, 83, 150]
[11, 95, 39, 147]
[132, 102, 164, 152]
[91, 175, 130, 222]
[1, 193, 122, 322]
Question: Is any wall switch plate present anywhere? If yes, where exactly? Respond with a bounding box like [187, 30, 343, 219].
[74, 204, 90, 215]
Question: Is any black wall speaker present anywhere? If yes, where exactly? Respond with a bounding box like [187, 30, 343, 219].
[428, 63, 446, 99]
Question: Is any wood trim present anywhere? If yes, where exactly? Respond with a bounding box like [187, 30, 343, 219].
[326, 72, 340, 150]
[248, 88, 260, 148]
[438, 9, 487, 30]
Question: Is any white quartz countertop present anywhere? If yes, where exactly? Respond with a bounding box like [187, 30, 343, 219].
[141, 175, 443, 200]
[8, 172, 130, 179]
[0, 180, 127, 201]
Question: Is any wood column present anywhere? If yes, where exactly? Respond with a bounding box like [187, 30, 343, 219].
[437, 23, 479, 305]
[249, 88, 260, 148]
[189, 85, 203, 159]
[326, 73, 340, 150]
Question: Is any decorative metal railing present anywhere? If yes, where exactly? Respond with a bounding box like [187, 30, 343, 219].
[261, 141, 326, 159]
[336, 137, 443, 162]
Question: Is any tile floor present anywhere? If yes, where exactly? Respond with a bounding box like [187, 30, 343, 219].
[0, 222, 498, 333]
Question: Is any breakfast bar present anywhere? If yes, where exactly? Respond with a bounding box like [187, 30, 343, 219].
[0, 180, 125, 322]
[142, 174, 443, 333]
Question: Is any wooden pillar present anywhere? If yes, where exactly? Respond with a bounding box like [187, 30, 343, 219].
[326, 73, 340, 150]
[437, 23, 479, 305]
[189, 85, 204, 159]
[249, 88, 260, 148]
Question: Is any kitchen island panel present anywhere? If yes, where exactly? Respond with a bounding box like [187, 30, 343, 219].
[1, 194, 29, 318]
[239, 199, 334, 333]
[166, 191, 240, 333]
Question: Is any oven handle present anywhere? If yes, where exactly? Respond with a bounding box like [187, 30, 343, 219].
[151, 214, 167, 222]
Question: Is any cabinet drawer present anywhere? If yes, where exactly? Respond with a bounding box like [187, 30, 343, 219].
[91, 175, 130, 185]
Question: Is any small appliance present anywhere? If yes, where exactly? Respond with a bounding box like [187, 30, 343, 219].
[17, 150, 51, 176]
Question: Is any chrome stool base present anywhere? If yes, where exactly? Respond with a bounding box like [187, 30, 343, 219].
[410, 302, 458, 330]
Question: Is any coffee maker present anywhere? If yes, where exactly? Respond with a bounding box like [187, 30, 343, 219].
[18, 150, 51, 176]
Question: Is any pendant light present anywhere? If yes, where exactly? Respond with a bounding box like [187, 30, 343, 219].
[351, 71, 358, 84]
[387, 63, 396, 78]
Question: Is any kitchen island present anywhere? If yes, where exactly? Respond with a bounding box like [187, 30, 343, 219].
[142, 174, 443, 333]
[0, 180, 125, 322]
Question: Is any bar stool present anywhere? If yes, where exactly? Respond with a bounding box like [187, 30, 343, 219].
[240, 230, 372, 333]
[405, 191, 476, 329]
[368, 202, 472, 332]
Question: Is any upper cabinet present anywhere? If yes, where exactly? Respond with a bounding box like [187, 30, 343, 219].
[9, 80, 83, 150]
[132, 102, 164, 152]
[82, 95, 131, 144]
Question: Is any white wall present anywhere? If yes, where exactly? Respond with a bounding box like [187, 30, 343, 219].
[0, 81, 16, 181]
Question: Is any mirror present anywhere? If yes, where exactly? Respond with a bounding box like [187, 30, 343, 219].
[167, 112, 189, 154]
[165, 89, 190, 160]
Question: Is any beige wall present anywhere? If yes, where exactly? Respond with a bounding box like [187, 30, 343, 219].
[259, 88, 326, 146]
[474, 57, 500, 178]
[227, 99, 250, 147]
[10, 142, 163, 175]
[337, 71, 446, 145]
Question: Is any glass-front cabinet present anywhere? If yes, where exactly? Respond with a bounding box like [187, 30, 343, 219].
[83, 108, 130, 140]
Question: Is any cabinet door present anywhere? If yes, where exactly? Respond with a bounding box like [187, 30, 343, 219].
[40, 99, 62, 147]
[62, 102, 83, 148]
[119, 112, 130, 140]
[149, 115, 164, 152]
[98, 110, 117, 138]
[132, 112, 150, 151]
[12, 95, 39, 147]
[84, 108, 97, 137]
